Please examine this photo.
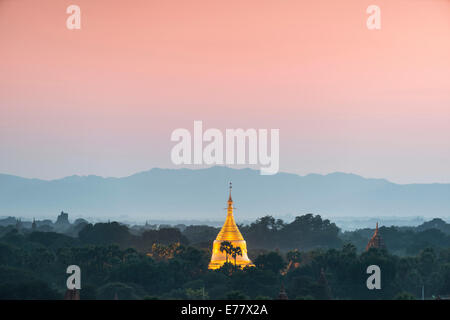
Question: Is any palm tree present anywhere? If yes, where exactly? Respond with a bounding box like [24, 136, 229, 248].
[231, 246, 243, 270]
[220, 241, 233, 263]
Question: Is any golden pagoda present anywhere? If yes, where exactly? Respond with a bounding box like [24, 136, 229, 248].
[208, 183, 254, 270]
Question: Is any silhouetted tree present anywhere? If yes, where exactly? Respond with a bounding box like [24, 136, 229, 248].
[220, 241, 233, 263]
[231, 246, 243, 270]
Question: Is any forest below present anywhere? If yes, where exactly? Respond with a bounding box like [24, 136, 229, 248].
[0, 214, 449, 300]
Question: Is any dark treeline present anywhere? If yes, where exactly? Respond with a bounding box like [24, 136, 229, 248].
[242, 214, 342, 251]
[0, 214, 449, 299]
[186, 215, 450, 256]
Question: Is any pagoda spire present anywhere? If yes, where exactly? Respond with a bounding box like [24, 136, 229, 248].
[278, 282, 288, 300]
[366, 222, 386, 251]
[228, 182, 233, 202]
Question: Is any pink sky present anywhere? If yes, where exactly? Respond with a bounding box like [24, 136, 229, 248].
[0, 0, 449, 183]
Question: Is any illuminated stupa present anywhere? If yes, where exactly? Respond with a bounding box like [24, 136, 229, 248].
[208, 183, 254, 270]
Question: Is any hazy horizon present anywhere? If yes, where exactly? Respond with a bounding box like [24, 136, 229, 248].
[1, 211, 447, 233]
[2, 166, 450, 222]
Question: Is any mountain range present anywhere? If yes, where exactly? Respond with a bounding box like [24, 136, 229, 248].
[0, 166, 449, 221]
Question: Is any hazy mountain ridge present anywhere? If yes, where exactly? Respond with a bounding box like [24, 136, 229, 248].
[0, 167, 449, 220]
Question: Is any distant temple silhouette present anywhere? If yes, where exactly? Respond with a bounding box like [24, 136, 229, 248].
[366, 222, 386, 251]
[55, 211, 69, 225]
[64, 288, 80, 300]
[318, 268, 332, 300]
[278, 283, 288, 300]
[208, 183, 254, 269]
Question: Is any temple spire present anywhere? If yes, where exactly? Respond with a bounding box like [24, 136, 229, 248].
[228, 182, 233, 202]
[278, 282, 288, 300]
[366, 222, 386, 251]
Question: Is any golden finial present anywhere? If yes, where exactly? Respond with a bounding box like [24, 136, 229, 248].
[228, 182, 232, 202]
